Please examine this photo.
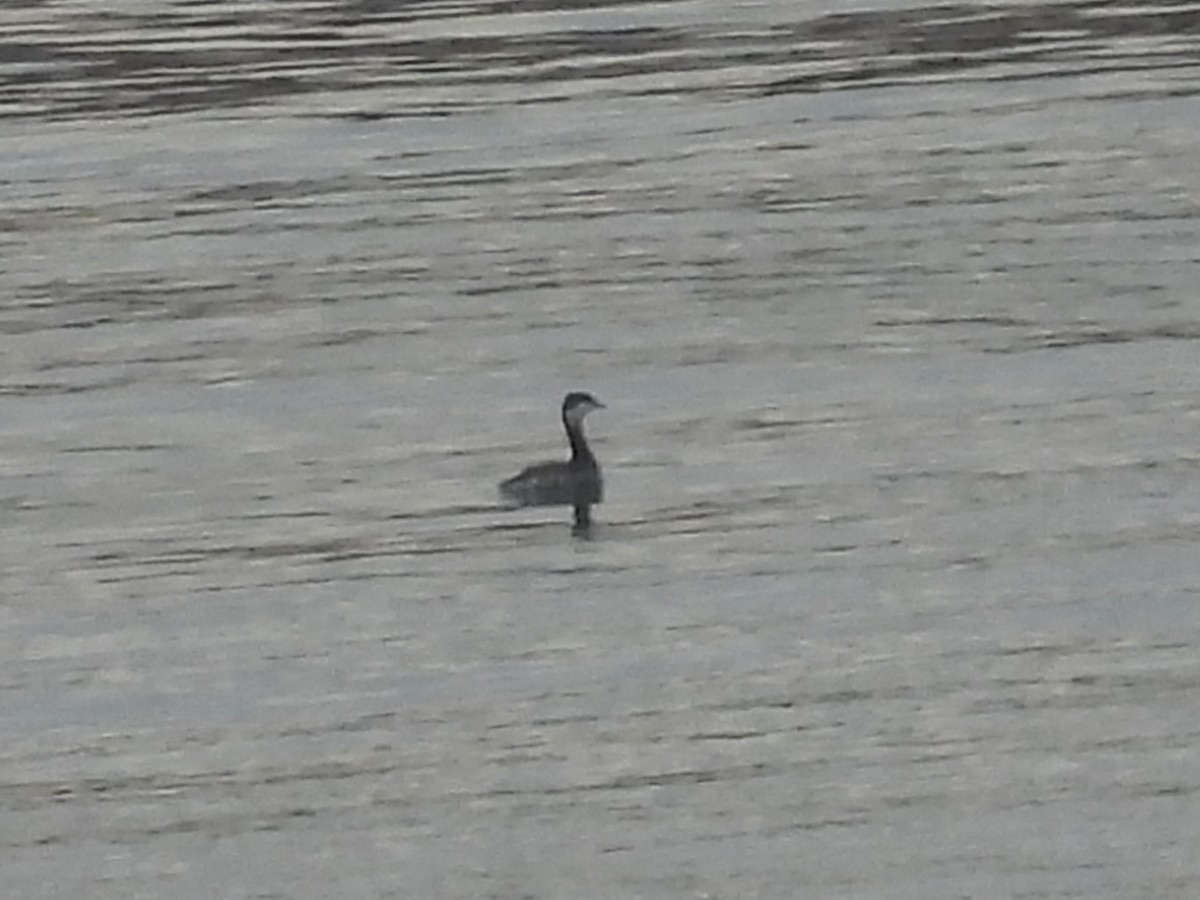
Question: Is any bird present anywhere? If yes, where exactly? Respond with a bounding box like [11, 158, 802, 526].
[499, 392, 605, 535]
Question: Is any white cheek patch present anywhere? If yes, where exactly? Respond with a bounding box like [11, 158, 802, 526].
[564, 404, 590, 426]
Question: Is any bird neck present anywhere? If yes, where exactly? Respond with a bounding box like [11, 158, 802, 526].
[565, 417, 592, 462]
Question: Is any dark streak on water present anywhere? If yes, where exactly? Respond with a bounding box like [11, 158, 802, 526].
[2, 1, 1200, 120]
[3, 0, 1200, 898]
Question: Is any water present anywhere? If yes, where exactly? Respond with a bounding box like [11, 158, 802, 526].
[3, 1, 1199, 897]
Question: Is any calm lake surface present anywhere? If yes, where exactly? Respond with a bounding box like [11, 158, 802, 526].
[3, 1, 1199, 897]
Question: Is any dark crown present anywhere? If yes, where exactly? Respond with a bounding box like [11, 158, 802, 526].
[562, 391, 602, 411]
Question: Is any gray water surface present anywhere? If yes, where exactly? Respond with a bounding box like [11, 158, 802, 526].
[2, 1, 1199, 897]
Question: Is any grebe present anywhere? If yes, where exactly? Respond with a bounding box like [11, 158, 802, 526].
[500, 392, 605, 534]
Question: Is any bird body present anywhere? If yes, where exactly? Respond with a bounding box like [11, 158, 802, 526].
[499, 456, 602, 507]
